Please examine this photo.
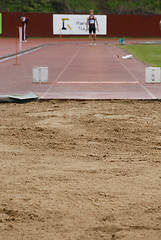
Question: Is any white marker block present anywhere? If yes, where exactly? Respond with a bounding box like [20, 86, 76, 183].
[145, 67, 160, 83]
[33, 67, 48, 83]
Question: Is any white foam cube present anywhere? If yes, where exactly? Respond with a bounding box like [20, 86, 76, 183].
[33, 67, 48, 83]
[33, 67, 39, 83]
[145, 67, 160, 83]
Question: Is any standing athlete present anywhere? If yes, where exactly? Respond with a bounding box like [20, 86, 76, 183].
[86, 10, 99, 46]
[19, 16, 29, 42]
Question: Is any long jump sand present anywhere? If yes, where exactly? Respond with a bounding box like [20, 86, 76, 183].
[0, 100, 161, 240]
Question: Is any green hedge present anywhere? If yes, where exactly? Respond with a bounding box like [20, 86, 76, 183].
[1, 0, 161, 14]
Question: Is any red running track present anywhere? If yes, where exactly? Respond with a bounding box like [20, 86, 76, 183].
[0, 39, 161, 99]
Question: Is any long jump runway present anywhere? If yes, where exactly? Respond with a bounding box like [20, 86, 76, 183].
[0, 41, 161, 99]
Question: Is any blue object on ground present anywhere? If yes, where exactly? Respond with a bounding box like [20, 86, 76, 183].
[119, 38, 125, 45]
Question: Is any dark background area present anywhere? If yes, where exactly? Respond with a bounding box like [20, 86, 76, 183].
[1, 12, 161, 38]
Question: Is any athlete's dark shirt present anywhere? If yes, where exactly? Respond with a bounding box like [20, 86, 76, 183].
[89, 16, 96, 28]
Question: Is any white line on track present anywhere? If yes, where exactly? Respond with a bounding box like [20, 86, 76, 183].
[58, 81, 139, 84]
[41, 46, 81, 99]
[106, 45, 157, 99]
[0, 46, 47, 63]
[140, 85, 157, 99]
[106, 45, 139, 82]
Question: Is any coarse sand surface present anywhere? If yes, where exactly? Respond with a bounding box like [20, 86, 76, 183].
[0, 100, 161, 240]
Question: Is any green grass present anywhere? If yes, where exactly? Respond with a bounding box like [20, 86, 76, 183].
[121, 45, 161, 67]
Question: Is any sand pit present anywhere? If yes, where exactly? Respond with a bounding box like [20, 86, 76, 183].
[0, 100, 161, 240]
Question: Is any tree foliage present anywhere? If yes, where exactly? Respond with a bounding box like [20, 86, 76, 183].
[4, 0, 52, 13]
[1, 0, 161, 14]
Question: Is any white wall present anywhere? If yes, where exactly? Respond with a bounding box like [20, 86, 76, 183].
[53, 14, 107, 35]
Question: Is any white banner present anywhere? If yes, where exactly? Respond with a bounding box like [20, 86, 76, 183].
[53, 14, 107, 35]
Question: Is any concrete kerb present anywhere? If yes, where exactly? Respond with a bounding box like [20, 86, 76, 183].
[0, 44, 49, 61]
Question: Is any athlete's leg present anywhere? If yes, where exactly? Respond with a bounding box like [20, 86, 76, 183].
[93, 33, 96, 42]
[24, 23, 26, 41]
[92, 34, 96, 46]
[25, 23, 27, 41]
[93, 27, 96, 44]
[89, 33, 93, 41]
[22, 25, 24, 41]
[89, 33, 93, 46]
